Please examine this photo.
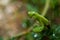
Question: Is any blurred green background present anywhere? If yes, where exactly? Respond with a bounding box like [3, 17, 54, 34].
[0, 0, 60, 40]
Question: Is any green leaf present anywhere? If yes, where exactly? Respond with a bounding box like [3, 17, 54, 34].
[33, 25, 44, 32]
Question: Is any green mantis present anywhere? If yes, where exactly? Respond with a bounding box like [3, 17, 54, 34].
[28, 11, 49, 25]
[28, 11, 49, 32]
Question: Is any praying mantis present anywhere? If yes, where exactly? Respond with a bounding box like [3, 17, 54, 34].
[28, 11, 49, 32]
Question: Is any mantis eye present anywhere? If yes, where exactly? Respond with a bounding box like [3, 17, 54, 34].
[28, 11, 36, 17]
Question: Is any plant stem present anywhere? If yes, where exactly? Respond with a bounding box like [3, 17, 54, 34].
[10, 23, 37, 39]
[42, 0, 50, 16]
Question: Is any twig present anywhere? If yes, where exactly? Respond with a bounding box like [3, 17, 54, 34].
[42, 0, 50, 16]
[11, 23, 37, 39]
